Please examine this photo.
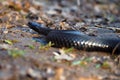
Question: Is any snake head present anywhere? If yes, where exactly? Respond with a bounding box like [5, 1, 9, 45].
[28, 21, 42, 31]
[28, 21, 51, 35]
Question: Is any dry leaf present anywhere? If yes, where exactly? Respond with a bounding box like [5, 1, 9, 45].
[53, 49, 75, 61]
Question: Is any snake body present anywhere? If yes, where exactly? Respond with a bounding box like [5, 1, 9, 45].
[28, 21, 120, 54]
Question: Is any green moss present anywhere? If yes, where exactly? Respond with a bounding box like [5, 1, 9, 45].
[8, 48, 26, 58]
[39, 41, 54, 50]
[4, 39, 13, 45]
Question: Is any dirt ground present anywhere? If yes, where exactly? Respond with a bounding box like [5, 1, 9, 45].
[0, 0, 120, 80]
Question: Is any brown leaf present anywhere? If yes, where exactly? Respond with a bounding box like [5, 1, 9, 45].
[79, 76, 100, 80]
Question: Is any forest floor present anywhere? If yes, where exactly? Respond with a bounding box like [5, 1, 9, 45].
[0, 0, 120, 80]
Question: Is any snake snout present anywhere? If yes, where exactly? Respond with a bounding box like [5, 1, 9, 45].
[28, 21, 33, 28]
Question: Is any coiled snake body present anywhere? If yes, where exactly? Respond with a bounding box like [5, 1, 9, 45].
[28, 22, 120, 54]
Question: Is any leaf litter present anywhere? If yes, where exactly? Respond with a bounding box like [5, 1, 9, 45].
[0, 0, 120, 80]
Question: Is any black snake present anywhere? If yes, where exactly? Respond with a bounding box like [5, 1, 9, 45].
[28, 21, 120, 54]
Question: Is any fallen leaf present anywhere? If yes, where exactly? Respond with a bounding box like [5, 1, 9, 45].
[53, 49, 75, 61]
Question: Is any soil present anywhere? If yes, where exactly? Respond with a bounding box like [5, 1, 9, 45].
[0, 0, 120, 80]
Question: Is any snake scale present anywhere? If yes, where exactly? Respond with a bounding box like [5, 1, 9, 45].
[28, 21, 120, 54]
